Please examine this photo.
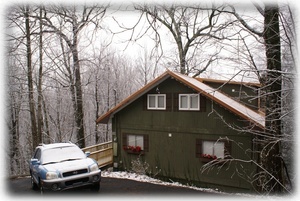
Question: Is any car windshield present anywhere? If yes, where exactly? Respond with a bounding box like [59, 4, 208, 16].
[41, 146, 86, 165]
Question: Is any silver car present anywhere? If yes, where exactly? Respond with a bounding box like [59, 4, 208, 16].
[29, 142, 101, 192]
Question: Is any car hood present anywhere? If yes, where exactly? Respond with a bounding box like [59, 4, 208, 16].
[43, 158, 95, 172]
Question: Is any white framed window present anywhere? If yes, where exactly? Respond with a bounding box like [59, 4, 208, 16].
[147, 94, 166, 110]
[202, 141, 225, 159]
[128, 134, 144, 150]
[179, 94, 200, 110]
[123, 133, 149, 154]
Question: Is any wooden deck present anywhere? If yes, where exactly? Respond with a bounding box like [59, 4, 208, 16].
[82, 141, 113, 169]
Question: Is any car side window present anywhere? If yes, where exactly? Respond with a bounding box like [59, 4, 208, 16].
[33, 149, 41, 161]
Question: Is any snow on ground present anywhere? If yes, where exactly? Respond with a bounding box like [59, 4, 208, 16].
[101, 170, 297, 200]
[102, 169, 262, 198]
[102, 170, 221, 194]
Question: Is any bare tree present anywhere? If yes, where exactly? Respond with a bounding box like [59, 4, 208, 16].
[135, 46, 160, 86]
[7, 6, 29, 175]
[25, 6, 39, 151]
[40, 4, 107, 148]
[259, 4, 283, 193]
[133, 3, 235, 75]
[80, 39, 141, 144]
[6, 4, 110, 174]
[37, 7, 44, 144]
[7, 54, 23, 175]
[201, 2, 295, 194]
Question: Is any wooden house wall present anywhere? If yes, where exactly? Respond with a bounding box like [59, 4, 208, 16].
[112, 77, 256, 192]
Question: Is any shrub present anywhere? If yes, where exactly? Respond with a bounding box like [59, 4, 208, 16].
[131, 156, 149, 175]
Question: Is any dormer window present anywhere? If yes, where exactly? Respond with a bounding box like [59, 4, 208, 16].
[147, 94, 166, 110]
[179, 94, 200, 111]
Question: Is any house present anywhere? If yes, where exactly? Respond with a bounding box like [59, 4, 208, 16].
[96, 70, 265, 192]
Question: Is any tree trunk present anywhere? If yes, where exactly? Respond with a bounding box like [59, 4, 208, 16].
[72, 24, 85, 148]
[25, 6, 38, 151]
[259, 4, 284, 193]
[95, 74, 100, 144]
[179, 50, 186, 75]
[37, 7, 44, 143]
[9, 101, 20, 174]
[42, 95, 51, 144]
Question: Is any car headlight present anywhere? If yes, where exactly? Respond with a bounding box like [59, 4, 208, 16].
[89, 163, 99, 172]
[46, 172, 58, 180]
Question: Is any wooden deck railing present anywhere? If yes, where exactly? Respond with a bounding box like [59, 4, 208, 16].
[82, 141, 113, 168]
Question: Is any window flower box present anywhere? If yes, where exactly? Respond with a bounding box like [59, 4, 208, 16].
[123, 145, 144, 155]
[201, 154, 217, 159]
[200, 154, 218, 163]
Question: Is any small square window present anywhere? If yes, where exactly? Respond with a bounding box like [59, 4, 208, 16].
[179, 94, 199, 110]
[196, 139, 230, 160]
[147, 94, 166, 110]
[202, 141, 225, 159]
[123, 133, 149, 154]
[128, 134, 144, 150]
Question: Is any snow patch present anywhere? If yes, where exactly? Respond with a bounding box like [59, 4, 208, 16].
[101, 170, 291, 199]
[102, 170, 224, 194]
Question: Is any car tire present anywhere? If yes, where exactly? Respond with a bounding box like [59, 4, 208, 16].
[90, 183, 100, 192]
[30, 174, 39, 191]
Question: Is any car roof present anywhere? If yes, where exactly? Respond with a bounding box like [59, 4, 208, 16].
[36, 142, 78, 151]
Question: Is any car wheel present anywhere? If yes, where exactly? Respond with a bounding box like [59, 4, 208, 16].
[30, 174, 39, 190]
[90, 183, 100, 192]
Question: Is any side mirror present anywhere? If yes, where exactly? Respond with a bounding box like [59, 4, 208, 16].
[85, 151, 91, 157]
[30, 158, 40, 165]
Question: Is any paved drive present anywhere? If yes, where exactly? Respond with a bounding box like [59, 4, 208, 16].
[7, 176, 221, 197]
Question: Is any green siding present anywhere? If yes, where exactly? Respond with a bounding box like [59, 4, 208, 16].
[112, 77, 257, 192]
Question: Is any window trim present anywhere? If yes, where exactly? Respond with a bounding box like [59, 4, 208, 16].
[123, 133, 149, 154]
[196, 139, 231, 161]
[201, 140, 225, 159]
[179, 94, 200, 111]
[127, 134, 144, 150]
[147, 94, 166, 110]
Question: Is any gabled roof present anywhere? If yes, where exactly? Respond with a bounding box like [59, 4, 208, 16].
[96, 70, 265, 129]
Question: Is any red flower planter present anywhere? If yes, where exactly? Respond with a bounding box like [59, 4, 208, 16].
[123, 145, 144, 155]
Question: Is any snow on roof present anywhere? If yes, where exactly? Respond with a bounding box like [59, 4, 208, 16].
[96, 70, 265, 128]
[196, 77, 261, 87]
[170, 71, 265, 128]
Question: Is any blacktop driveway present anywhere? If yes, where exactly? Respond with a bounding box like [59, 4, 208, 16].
[7, 176, 224, 197]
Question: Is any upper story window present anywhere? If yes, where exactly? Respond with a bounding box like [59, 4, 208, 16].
[179, 94, 200, 110]
[147, 94, 166, 110]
